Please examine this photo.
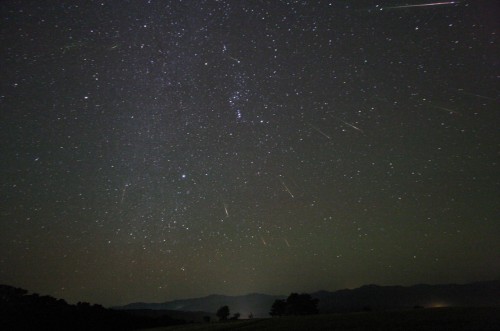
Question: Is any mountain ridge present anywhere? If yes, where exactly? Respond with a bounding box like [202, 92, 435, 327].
[113, 280, 500, 317]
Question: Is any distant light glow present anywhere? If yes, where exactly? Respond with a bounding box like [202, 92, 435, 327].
[428, 301, 450, 308]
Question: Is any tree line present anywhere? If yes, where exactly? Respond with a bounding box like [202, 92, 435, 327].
[214, 292, 319, 322]
[2, 283, 320, 329]
[270, 293, 319, 316]
[0, 284, 184, 331]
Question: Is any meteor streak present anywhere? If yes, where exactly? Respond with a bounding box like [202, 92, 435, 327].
[384, 2, 459, 9]
[229, 56, 241, 63]
[120, 184, 129, 204]
[339, 119, 364, 133]
[280, 179, 295, 198]
[284, 238, 291, 247]
[458, 91, 498, 101]
[429, 104, 461, 115]
[223, 203, 229, 217]
[309, 123, 331, 139]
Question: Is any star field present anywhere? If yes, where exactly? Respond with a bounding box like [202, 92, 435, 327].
[0, 0, 499, 306]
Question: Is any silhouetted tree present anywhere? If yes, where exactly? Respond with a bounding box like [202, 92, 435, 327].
[216, 305, 230, 321]
[270, 293, 319, 316]
[269, 299, 287, 316]
[203, 316, 211, 323]
[286, 293, 319, 315]
[77, 301, 91, 309]
[230, 312, 240, 320]
[248, 312, 254, 319]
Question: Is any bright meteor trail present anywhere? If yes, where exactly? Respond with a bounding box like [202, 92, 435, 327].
[384, 2, 459, 9]
[280, 179, 295, 198]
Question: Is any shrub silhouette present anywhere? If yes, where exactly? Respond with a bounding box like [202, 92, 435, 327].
[270, 293, 319, 316]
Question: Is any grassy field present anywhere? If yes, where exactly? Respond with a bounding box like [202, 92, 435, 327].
[136, 307, 500, 331]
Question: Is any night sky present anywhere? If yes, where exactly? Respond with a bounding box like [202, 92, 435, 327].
[1, 1, 499, 307]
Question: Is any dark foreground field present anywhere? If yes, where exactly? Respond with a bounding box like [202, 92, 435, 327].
[137, 307, 500, 331]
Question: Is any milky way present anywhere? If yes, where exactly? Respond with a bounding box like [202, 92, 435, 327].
[0, 0, 498, 306]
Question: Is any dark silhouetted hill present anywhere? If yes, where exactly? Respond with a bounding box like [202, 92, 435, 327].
[114, 293, 285, 318]
[115, 280, 500, 317]
[313, 280, 500, 312]
[0, 284, 184, 331]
